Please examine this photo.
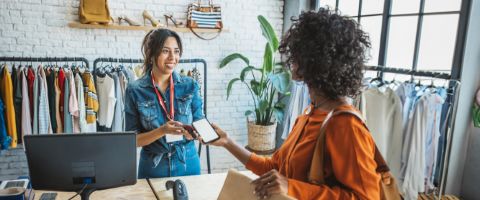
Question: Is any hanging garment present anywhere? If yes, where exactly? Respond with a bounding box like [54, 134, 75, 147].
[82, 72, 98, 132]
[401, 93, 443, 200]
[69, 72, 80, 133]
[32, 66, 39, 135]
[122, 66, 136, 82]
[21, 70, 32, 137]
[75, 73, 87, 133]
[46, 69, 57, 133]
[58, 69, 66, 129]
[63, 71, 73, 133]
[0, 96, 11, 150]
[12, 66, 22, 141]
[111, 73, 123, 132]
[96, 74, 116, 130]
[38, 67, 52, 134]
[27, 68, 35, 124]
[54, 70, 63, 133]
[424, 91, 445, 191]
[281, 81, 310, 139]
[0, 66, 17, 148]
[360, 87, 403, 181]
[401, 94, 428, 200]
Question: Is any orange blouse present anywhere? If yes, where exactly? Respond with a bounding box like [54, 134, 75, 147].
[246, 105, 380, 199]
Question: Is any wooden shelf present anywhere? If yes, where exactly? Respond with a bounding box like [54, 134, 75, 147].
[68, 22, 226, 33]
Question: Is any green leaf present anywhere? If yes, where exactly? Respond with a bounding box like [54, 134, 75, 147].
[245, 110, 254, 116]
[219, 53, 250, 69]
[258, 99, 268, 116]
[226, 78, 240, 100]
[250, 80, 261, 96]
[258, 15, 279, 52]
[240, 66, 260, 81]
[269, 71, 292, 94]
[262, 43, 274, 73]
[273, 107, 284, 123]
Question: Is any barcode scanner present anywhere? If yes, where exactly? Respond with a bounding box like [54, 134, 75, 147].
[165, 179, 188, 200]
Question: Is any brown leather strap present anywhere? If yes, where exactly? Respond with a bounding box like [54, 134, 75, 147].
[308, 108, 391, 185]
[189, 27, 222, 40]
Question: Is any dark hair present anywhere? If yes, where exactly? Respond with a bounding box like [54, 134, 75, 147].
[141, 28, 183, 74]
[279, 8, 371, 99]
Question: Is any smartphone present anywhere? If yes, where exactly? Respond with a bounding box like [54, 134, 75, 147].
[192, 118, 220, 143]
[39, 192, 57, 200]
[182, 125, 197, 139]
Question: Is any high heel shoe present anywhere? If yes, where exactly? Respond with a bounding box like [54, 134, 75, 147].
[118, 15, 141, 26]
[164, 14, 184, 28]
[143, 10, 164, 27]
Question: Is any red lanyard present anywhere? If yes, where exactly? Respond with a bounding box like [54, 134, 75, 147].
[151, 71, 175, 121]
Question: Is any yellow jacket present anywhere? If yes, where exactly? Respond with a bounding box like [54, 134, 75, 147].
[0, 66, 17, 148]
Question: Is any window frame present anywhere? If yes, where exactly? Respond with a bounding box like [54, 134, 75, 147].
[316, 0, 472, 80]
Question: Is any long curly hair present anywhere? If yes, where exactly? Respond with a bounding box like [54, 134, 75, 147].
[279, 8, 370, 100]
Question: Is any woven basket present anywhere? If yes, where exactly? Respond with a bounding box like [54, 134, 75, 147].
[247, 121, 277, 152]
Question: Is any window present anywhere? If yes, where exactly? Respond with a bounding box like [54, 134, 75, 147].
[317, 0, 468, 77]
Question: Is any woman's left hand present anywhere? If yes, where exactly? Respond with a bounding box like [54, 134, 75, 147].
[251, 169, 288, 199]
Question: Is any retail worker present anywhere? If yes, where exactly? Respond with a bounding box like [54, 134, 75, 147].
[125, 29, 203, 178]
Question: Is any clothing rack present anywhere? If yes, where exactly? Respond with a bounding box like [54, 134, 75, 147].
[0, 57, 89, 68]
[93, 57, 212, 174]
[365, 65, 461, 199]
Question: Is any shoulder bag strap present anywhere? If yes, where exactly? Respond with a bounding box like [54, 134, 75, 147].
[308, 108, 390, 185]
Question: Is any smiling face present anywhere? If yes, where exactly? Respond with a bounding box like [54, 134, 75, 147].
[153, 36, 181, 76]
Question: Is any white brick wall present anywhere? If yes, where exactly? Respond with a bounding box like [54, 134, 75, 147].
[0, 0, 284, 178]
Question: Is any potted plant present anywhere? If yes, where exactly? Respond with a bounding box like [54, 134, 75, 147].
[219, 15, 291, 153]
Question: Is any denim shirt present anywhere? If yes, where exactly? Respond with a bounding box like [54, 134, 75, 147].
[124, 71, 204, 167]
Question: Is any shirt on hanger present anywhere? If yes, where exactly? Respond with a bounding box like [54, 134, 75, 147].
[54, 71, 63, 133]
[360, 87, 403, 181]
[21, 69, 32, 137]
[38, 67, 52, 134]
[96, 74, 116, 129]
[46, 69, 57, 133]
[32, 66, 39, 135]
[75, 73, 87, 133]
[111, 73, 124, 132]
[0, 96, 12, 149]
[69, 71, 79, 133]
[0, 67, 17, 148]
[82, 72, 98, 132]
[63, 71, 73, 133]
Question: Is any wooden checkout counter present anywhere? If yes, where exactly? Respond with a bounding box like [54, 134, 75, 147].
[34, 171, 256, 200]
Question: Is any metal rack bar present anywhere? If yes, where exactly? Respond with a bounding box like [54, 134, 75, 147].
[366, 65, 452, 80]
[93, 57, 212, 174]
[0, 57, 89, 68]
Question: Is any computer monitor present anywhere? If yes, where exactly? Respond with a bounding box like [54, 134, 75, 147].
[24, 132, 137, 200]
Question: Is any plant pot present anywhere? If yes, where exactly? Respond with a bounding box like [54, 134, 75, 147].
[247, 121, 277, 152]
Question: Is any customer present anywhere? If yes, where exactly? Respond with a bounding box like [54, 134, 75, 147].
[124, 29, 203, 178]
[209, 8, 380, 199]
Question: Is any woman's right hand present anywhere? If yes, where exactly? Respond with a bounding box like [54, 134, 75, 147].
[208, 123, 230, 147]
[158, 121, 194, 140]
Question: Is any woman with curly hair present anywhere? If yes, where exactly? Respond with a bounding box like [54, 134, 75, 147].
[209, 8, 380, 199]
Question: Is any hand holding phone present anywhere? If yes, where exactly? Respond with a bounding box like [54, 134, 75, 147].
[182, 125, 197, 139]
[192, 119, 220, 143]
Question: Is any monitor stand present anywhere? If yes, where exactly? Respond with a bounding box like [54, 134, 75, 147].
[80, 188, 96, 200]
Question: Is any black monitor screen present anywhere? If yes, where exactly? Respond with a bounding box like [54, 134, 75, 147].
[24, 133, 137, 196]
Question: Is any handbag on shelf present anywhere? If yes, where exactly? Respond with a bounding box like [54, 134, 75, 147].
[79, 0, 112, 25]
[187, 0, 223, 40]
[308, 109, 403, 200]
